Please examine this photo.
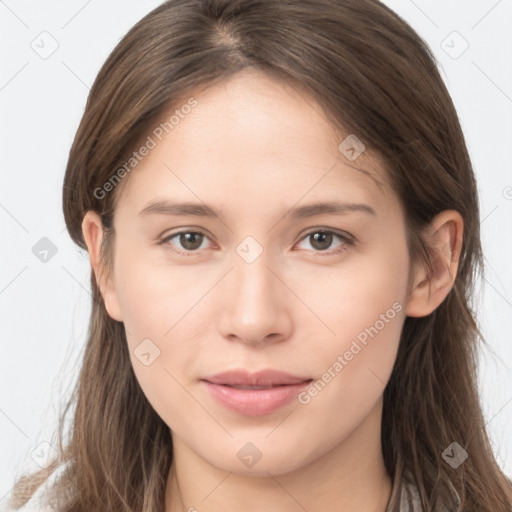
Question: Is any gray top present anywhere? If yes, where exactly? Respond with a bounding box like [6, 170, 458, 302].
[399, 474, 461, 512]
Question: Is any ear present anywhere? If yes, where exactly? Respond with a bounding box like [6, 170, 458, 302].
[81, 210, 123, 322]
[405, 210, 463, 318]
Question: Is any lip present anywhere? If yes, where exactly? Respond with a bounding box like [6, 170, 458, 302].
[201, 369, 313, 416]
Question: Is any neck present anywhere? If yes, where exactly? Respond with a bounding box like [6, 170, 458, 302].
[165, 400, 392, 512]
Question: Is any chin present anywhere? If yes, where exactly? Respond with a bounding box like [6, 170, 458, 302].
[198, 437, 319, 477]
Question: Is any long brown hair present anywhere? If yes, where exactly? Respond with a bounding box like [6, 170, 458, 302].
[8, 0, 512, 510]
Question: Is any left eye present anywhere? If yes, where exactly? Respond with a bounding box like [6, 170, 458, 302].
[295, 230, 351, 253]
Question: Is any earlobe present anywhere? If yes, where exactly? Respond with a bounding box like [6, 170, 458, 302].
[81, 210, 123, 322]
[405, 210, 463, 318]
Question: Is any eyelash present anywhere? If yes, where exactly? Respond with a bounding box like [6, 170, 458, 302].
[159, 228, 354, 257]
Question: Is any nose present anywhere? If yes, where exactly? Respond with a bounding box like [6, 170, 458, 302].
[217, 247, 293, 347]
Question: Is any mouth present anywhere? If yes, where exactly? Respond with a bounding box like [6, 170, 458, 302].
[213, 384, 298, 390]
[200, 369, 313, 416]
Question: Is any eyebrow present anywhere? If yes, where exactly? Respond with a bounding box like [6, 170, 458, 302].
[138, 199, 376, 220]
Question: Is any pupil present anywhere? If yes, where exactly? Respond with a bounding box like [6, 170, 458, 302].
[311, 232, 332, 251]
[180, 232, 202, 250]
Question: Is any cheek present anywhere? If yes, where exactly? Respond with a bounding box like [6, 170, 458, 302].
[111, 243, 212, 418]
[292, 237, 409, 405]
[294, 237, 408, 347]
[113, 240, 206, 340]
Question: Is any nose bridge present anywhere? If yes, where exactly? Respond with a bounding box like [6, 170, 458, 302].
[236, 248, 274, 305]
[218, 236, 292, 344]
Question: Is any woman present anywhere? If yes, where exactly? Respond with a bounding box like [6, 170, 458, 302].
[8, 0, 512, 510]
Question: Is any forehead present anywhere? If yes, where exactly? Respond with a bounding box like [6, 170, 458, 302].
[115, 69, 394, 216]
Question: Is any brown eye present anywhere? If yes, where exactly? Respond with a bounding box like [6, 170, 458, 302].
[162, 231, 210, 253]
[309, 232, 334, 251]
[296, 230, 352, 254]
[178, 232, 204, 251]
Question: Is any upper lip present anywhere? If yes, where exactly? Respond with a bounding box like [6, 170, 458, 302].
[202, 369, 312, 387]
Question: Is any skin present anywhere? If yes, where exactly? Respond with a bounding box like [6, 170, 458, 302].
[82, 68, 463, 512]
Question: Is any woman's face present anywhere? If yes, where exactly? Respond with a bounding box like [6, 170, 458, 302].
[98, 69, 413, 475]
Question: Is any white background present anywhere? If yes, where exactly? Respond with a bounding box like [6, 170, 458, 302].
[1, 0, 511, 504]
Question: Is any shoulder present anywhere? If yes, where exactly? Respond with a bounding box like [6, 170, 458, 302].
[2, 486, 58, 512]
[399, 472, 461, 512]
[3, 463, 70, 512]
[1, 494, 56, 512]
[399, 476, 423, 512]
[6, 504, 55, 512]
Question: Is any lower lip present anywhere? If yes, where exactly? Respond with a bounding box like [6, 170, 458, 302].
[202, 381, 311, 416]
